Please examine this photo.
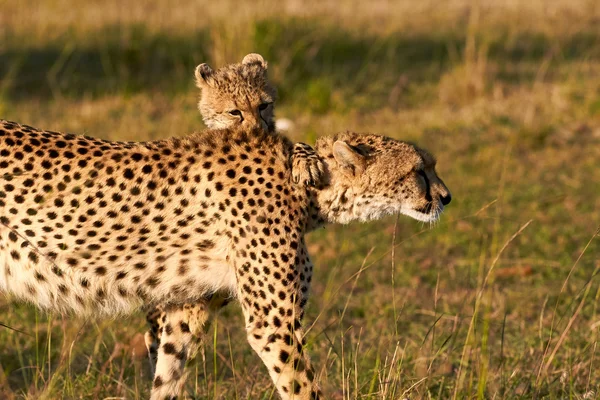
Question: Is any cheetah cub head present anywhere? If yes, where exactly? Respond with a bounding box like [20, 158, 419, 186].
[314, 132, 452, 224]
[195, 53, 277, 132]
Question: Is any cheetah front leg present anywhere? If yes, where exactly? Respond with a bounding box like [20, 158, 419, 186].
[236, 257, 322, 399]
[149, 302, 209, 400]
[240, 291, 321, 399]
[291, 142, 326, 187]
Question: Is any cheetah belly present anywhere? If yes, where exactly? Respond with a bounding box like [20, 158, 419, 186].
[0, 221, 237, 316]
[144, 235, 237, 308]
[0, 226, 92, 314]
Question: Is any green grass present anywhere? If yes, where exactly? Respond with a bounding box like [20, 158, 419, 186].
[1, 0, 599, 398]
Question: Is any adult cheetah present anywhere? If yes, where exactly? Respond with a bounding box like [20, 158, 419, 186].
[144, 53, 325, 374]
[0, 119, 451, 399]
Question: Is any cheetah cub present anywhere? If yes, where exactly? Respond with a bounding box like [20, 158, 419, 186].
[144, 54, 326, 375]
[0, 119, 450, 400]
[196, 53, 325, 186]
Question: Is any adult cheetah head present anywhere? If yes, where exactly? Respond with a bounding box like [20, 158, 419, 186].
[195, 53, 277, 132]
[314, 132, 451, 224]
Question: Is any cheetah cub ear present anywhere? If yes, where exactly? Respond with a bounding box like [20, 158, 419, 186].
[241, 53, 268, 69]
[195, 63, 215, 88]
[333, 140, 366, 177]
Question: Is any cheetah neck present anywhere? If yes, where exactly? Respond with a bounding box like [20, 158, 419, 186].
[306, 154, 363, 229]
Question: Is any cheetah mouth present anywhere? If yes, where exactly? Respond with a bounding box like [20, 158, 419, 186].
[401, 202, 444, 223]
[415, 202, 435, 215]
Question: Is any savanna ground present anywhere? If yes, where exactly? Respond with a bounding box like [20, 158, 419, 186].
[0, 0, 599, 398]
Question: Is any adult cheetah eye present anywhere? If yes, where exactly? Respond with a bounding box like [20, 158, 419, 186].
[228, 110, 242, 117]
[258, 102, 272, 111]
[416, 169, 429, 185]
[417, 169, 432, 199]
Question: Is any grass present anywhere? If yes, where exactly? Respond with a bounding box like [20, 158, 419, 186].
[1, 0, 600, 398]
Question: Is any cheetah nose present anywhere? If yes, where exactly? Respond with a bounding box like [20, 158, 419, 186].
[440, 194, 452, 206]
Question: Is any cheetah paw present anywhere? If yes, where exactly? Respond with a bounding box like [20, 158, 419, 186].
[292, 142, 326, 187]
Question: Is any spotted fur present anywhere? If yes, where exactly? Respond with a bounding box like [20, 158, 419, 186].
[0, 119, 451, 399]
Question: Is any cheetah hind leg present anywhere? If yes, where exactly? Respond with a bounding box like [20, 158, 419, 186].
[144, 305, 166, 377]
[144, 293, 231, 377]
[291, 142, 326, 187]
[150, 303, 209, 400]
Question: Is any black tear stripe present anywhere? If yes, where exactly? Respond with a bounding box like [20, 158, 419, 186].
[418, 170, 433, 202]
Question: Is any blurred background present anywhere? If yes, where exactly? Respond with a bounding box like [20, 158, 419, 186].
[0, 0, 599, 398]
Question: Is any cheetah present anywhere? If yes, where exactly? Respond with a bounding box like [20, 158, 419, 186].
[0, 119, 451, 399]
[144, 53, 326, 374]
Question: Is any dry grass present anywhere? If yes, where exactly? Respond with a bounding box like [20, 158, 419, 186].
[1, 0, 599, 398]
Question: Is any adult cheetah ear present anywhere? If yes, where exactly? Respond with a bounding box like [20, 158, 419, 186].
[332, 141, 366, 177]
[242, 53, 268, 69]
[195, 63, 214, 88]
